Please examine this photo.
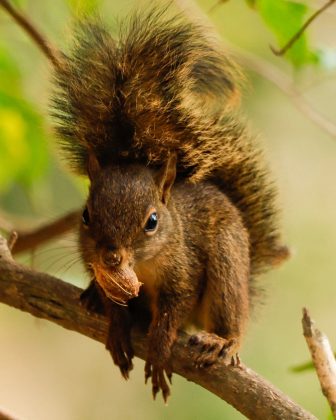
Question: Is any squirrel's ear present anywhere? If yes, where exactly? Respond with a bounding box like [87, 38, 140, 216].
[87, 153, 100, 181]
[155, 153, 177, 204]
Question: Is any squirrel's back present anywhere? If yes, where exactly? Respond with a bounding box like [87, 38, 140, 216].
[52, 7, 288, 276]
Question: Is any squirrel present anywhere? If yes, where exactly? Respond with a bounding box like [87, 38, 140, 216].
[51, 8, 289, 401]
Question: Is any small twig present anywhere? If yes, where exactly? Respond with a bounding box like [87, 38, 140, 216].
[271, 0, 336, 56]
[0, 0, 63, 68]
[11, 210, 80, 255]
[302, 308, 336, 417]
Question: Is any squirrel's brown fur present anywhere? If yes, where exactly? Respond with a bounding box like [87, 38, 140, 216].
[53, 9, 287, 277]
[52, 7, 288, 401]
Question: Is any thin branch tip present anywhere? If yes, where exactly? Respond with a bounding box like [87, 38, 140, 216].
[269, 45, 282, 57]
[302, 308, 313, 337]
[302, 307, 309, 321]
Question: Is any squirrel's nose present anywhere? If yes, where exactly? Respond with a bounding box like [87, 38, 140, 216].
[102, 249, 122, 267]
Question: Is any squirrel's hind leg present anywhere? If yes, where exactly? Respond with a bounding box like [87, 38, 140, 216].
[189, 222, 250, 367]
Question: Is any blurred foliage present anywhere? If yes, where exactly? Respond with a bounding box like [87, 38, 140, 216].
[67, 0, 101, 16]
[0, 44, 48, 193]
[11, 0, 26, 6]
[250, 0, 318, 67]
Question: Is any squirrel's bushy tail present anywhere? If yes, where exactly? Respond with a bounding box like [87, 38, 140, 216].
[52, 8, 288, 275]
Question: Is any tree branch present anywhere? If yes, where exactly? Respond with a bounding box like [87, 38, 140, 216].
[0, 410, 16, 420]
[302, 308, 336, 416]
[0, 234, 315, 420]
[0, 0, 63, 68]
[11, 210, 80, 255]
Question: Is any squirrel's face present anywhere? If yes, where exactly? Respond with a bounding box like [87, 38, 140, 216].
[79, 155, 176, 304]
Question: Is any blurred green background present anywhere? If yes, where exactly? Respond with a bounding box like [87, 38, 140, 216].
[0, 0, 336, 419]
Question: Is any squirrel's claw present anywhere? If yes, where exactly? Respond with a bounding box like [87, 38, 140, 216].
[119, 363, 132, 380]
[144, 360, 152, 384]
[158, 368, 171, 403]
[166, 367, 173, 385]
[230, 353, 241, 367]
[145, 361, 172, 403]
[109, 345, 134, 380]
[106, 332, 134, 380]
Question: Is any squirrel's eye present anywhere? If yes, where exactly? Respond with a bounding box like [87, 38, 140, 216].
[144, 212, 158, 233]
[82, 208, 90, 226]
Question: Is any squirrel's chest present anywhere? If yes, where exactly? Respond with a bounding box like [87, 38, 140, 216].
[134, 260, 161, 302]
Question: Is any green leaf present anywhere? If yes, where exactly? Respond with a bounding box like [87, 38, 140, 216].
[291, 360, 314, 373]
[0, 92, 49, 192]
[256, 0, 316, 67]
[291, 352, 336, 372]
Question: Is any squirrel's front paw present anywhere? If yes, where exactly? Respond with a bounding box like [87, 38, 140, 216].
[106, 330, 134, 380]
[80, 281, 105, 314]
[144, 359, 172, 403]
[189, 332, 239, 368]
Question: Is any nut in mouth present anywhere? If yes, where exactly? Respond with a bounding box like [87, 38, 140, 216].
[91, 264, 142, 306]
